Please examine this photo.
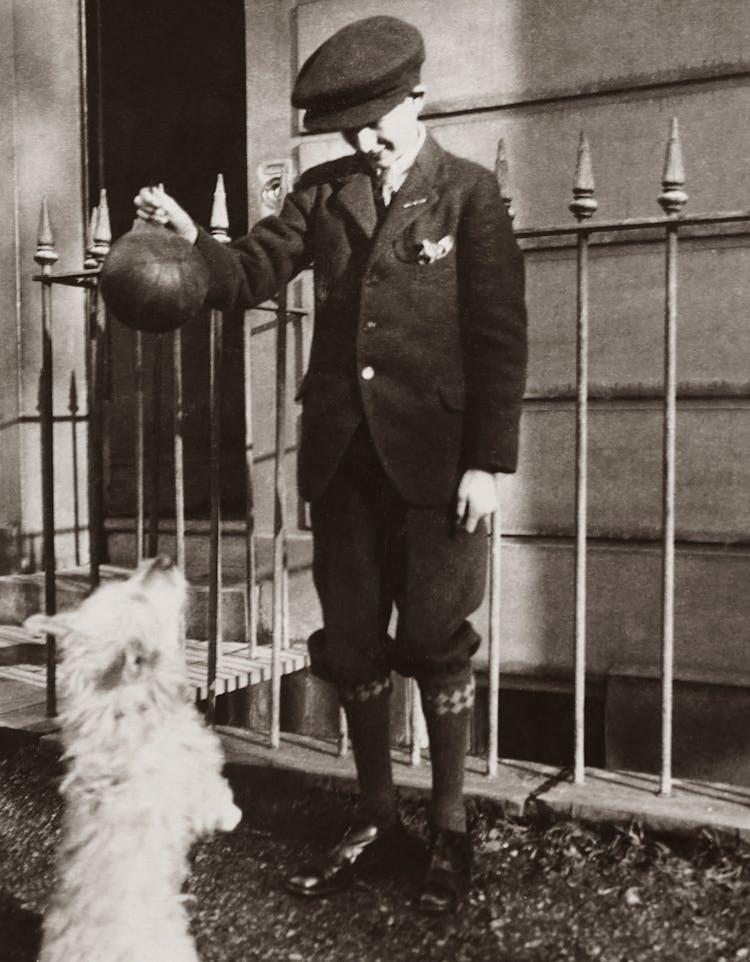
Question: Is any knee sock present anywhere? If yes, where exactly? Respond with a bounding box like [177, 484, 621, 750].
[340, 677, 397, 827]
[419, 675, 475, 834]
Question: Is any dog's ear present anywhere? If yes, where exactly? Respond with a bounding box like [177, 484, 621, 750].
[24, 612, 77, 638]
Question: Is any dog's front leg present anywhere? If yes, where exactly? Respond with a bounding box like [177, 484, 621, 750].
[191, 770, 242, 835]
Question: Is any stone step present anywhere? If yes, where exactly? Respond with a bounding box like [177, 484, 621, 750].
[105, 522, 320, 645]
[0, 566, 134, 626]
[0, 560, 322, 646]
[103, 519, 313, 584]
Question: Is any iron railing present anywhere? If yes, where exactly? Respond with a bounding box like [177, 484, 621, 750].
[31, 119, 750, 796]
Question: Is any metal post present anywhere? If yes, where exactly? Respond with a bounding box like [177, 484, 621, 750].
[487, 505, 502, 776]
[410, 680, 424, 767]
[172, 330, 186, 652]
[657, 119, 687, 797]
[83, 208, 97, 576]
[573, 233, 590, 785]
[69, 373, 81, 566]
[86, 286, 102, 588]
[35, 200, 59, 718]
[173, 331, 185, 572]
[148, 335, 163, 558]
[135, 332, 145, 563]
[243, 312, 258, 657]
[569, 133, 598, 785]
[270, 168, 291, 749]
[207, 311, 222, 725]
[88, 191, 111, 588]
[206, 174, 231, 725]
[484, 139, 516, 777]
[660, 226, 677, 797]
[293, 311, 308, 533]
[271, 287, 288, 748]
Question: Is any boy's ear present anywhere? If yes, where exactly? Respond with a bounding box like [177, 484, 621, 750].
[24, 612, 77, 638]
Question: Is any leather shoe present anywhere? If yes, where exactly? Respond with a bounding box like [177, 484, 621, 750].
[285, 820, 405, 898]
[418, 828, 473, 914]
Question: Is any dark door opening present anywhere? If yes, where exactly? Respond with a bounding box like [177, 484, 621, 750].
[86, 0, 249, 522]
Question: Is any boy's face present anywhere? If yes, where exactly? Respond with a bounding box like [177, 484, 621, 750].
[342, 89, 424, 170]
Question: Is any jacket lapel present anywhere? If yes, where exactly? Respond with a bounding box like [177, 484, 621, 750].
[332, 170, 379, 242]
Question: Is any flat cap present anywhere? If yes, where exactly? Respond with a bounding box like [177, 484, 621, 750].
[292, 16, 425, 133]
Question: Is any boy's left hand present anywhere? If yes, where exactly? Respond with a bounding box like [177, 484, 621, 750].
[456, 469, 497, 533]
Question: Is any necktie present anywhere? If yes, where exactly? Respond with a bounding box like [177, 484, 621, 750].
[377, 166, 398, 208]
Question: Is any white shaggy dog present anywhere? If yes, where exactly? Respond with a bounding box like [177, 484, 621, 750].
[26, 556, 242, 962]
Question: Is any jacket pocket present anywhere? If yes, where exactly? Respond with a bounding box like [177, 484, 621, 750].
[392, 235, 421, 263]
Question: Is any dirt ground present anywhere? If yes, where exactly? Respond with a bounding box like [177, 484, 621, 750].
[1, 740, 749, 962]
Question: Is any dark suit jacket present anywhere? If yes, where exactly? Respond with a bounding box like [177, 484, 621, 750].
[195, 133, 527, 506]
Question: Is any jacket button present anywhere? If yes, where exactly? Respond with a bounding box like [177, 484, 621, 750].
[361, 366, 375, 381]
[364, 320, 377, 330]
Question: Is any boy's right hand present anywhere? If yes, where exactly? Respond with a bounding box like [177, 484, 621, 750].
[134, 185, 198, 245]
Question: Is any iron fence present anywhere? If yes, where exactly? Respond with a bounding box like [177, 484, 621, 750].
[31, 119, 750, 795]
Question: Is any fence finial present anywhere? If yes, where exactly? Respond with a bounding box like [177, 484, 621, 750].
[91, 189, 111, 262]
[84, 206, 98, 269]
[210, 174, 230, 244]
[658, 118, 688, 215]
[569, 132, 598, 222]
[34, 198, 59, 267]
[494, 138, 514, 221]
[69, 370, 79, 414]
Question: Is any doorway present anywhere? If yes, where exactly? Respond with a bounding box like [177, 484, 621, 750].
[85, 0, 249, 520]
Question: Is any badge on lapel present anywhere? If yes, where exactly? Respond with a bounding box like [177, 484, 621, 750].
[416, 235, 454, 264]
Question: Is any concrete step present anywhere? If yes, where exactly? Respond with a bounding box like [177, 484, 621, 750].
[0, 566, 133, 626]
[0, 560, 322, 647]
[103, 519, 313, 583]
[105, 521, 321, 645]
[0, 624, 47, 666]
[214, 728, 750, 841]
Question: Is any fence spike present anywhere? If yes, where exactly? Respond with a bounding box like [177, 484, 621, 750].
[210, 174, 230, 244]
[91, 189, 111, 262]
[69, 370, 79, 414]
[34, 198, 59, 267]
[494, 138, 514, 220]
[569, 132, 598, 222]
[84, 206, 98, 269]
[658, 118, 688, 215]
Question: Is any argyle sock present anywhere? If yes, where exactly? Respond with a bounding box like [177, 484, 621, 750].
[419, 675, 476, 834]
[340, 677, 397, 828]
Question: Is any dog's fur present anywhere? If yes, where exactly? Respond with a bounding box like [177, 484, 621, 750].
[26, 558, 241, 962]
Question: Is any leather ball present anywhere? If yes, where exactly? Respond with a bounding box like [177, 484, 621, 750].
[100, 221, 210, 333]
